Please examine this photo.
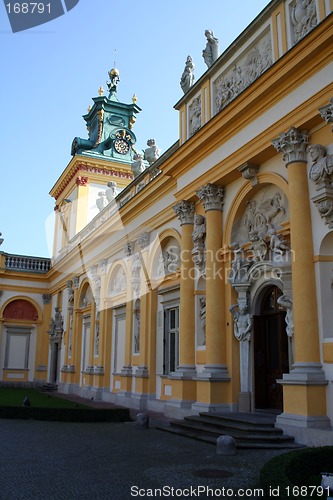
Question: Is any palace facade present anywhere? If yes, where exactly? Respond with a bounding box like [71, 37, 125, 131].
[1, 0, 333, 446]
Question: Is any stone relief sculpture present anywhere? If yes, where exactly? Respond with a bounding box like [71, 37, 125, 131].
[133, 306, 140, 353]
[202, 29, 219, 68]
[156, 246, 180, 277]
[277, 294, 294, 337]
[268, 229, 290, 255]
[189, 96, 202, 136]
[231, 187, 289, 247]
[308, 144, 333, 190]
[131, 153, 146, 177]
[229, 242, 249, 282]
[213, 32, 272, 114]
[229, 303, 253, 341]
[291, 0, 317, 44]
[180, 56, 195, 94]
[110, 267, 126, 296]
[49, 307, 64, 336]
[144, 139, 161, 165]
[130, 253, 141, 297]
[249, 231, 267, 261]
[199, 296, 206, 345]
[192, 214, 206, 276]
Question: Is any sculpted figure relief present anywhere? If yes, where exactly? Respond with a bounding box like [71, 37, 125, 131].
[291, 0, 317, 44]
[268, 229, 290, 255]
[277, 294, 294, 337]
[199, 296, 206, 345]
[249, 231, 267, 261]
[308, 144, 333, 190]
[202, 29, 219, 68]
[229, 304, 253, 341]
[189, 96, 202, 136]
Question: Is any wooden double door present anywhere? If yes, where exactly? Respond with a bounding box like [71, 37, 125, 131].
[253, 286, 289, 411]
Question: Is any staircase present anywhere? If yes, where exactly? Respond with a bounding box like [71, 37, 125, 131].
[39, 383, 58, 392]
[157, 411, 303, 449]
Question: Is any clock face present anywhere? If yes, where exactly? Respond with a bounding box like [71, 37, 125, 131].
[114, 138, 130, 155]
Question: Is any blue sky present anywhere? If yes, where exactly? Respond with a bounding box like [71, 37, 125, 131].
[0, 0, 269, 257]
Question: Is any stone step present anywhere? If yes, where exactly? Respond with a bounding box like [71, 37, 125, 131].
[183, 415, 283, 435]
[169, 419, 294, 444]
[157, 411, 305, 450]
[158, 425, 303, 449]
[40, 383, 58, 392]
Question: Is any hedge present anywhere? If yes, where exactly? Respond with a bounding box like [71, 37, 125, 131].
[0, 405, 132, 422]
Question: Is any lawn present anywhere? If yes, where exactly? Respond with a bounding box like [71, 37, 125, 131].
[0, 388, 89, 409]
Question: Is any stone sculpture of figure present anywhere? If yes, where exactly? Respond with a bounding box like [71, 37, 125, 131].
[131, 153, 146, 177]
[230, 242, 247, 282]
[202, 29, 219, 68]
[244, 200, 257, 234]
[144, 139, 160, 165]
[96, 191, 107, 212]
[189, 97, 201, 135]
[229, 304, 252, 341]
[105, 181, 117, 202]
[277, 294, 294, 337]
[249, 231, 267, 261]
[199, 296, 206, 345]
[180, 56, 195, 94]
[54, 307, 63, 331]
[268, 229, 290, 255]
[0, 232, 4, 246]
[192, 215, 206, 247]
[308, 144, 333, 190]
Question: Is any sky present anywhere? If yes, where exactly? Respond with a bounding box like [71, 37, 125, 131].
[0, 0, 269, 258]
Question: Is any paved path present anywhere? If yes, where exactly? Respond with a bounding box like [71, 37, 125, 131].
[0, 413, 287, 500]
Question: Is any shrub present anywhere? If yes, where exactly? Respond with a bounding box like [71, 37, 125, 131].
[260, 447, 333, 500]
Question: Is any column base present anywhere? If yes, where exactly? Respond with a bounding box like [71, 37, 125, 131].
[134, 366, 149, 378]
[276, 413, 332, 446]
[238, 392, 252, 412]
[121, 365, 133, 376]
[191, 401, 236, 414]
[197, 364, 230, 381]
[280, 362, 327, 384]
[173, 365, 197, 379]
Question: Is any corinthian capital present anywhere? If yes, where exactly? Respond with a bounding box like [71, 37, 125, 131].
[173, 200, 195, 225]
[272, 127, 309, 165]
[319, 98, 333, 131]
[196, 183, 224, 211]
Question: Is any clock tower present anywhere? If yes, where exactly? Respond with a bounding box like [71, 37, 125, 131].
[71, 67, 141, 164]
[50, 68, 141, 255]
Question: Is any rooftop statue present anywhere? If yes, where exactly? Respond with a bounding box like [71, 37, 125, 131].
[131, 153, 146, 177]
[106, 67, 120, 99]
[180, 56, 195, 94]
[105, 181, 117, 202]
[144, 139, 161, 165]
[202, 29, 219, 68]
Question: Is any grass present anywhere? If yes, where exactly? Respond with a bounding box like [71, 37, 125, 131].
[0, 388, 89, 409]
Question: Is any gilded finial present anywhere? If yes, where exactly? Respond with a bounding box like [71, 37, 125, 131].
[98, 86, 104, 96]
[87, 105, 92, 113]
[132, 94, 138, 104]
